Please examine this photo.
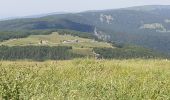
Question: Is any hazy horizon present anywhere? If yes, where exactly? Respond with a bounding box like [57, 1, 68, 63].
[1, 0, 170, 19]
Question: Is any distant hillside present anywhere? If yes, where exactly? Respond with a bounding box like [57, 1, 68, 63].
[0, 31, 112, 60]
[124, 5, 170, 11]
[1, 5, 170, 54]
[0, 18, 94, 32]
[0, 30, 167, 60]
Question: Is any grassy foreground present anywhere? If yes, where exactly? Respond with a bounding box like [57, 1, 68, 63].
[0, 59, 170, 100]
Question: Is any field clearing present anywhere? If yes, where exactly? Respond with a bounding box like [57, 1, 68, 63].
[0, 59, 170, 99]
[0, 32, 113, 58]
[0, 32, 112, 48]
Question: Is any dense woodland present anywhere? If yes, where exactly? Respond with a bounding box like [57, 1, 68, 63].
[93, 46, 167, 59]
[0, 30, 55, 42]
[0, 29, 99, 42]
[57, 29, 102, 41]
[0, 45, 167, 60]
[0, 46, 83, 60]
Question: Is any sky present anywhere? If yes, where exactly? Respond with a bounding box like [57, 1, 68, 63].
[0, 0, 170, 19]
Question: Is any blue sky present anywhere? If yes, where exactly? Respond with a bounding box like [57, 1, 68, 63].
[0, 0, 170, 19]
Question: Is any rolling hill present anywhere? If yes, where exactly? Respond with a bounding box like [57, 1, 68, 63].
[0, 5, 170, 55]
[0, 32, 112, 57]
[0, 30, 167, 60]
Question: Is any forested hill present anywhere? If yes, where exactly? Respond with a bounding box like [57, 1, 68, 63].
[1, 5, 170, 54]
[0, 30, 168, 60]
[0, 18, 94, 32]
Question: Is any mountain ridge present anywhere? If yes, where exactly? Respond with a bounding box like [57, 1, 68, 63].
[1, 5, 170, 54]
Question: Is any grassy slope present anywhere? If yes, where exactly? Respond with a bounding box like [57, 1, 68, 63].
[0, 59, 170, 99]
[0, 32, 112, 48]
[0, 32, 113, 56]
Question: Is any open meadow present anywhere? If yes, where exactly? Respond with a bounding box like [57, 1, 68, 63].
[0, 59, 170, 100]
[1, 1, 170, 100]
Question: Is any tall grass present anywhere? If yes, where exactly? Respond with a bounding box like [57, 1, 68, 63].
[0, 59, 170, 100]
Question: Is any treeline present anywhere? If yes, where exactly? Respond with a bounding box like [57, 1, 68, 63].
[0, 46, 83, 61]
[0, 30, 54, 42]
[0, 31, 29, 42]
[0, 45, 167, 61]
[57, 29, 101, 41]
[93, 46, 168, 59]
[0, 29, 98, 42]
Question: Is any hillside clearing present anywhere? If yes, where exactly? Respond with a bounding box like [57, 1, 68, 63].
[0, 32, 112, 48]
